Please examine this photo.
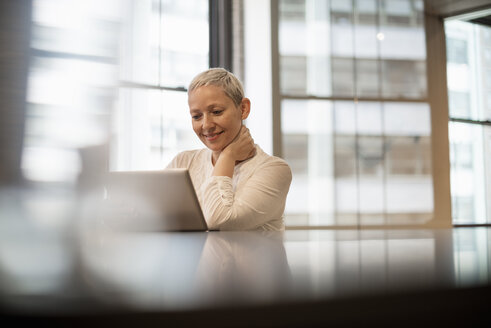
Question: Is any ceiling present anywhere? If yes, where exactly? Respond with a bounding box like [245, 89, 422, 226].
[424, 0, 491, 18]
[468, 14, 491, 26]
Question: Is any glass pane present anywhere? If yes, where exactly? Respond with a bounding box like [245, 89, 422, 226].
[278, 0, 432, 227]
[119, 0, 208, 88]
[119, 0, 160, 85]
[24, 0, 119, 183]
[282, 99, 433, 226]
[384, 101, 433, 224]
[280, 56, 307, 95]
[357, 101, 383, 135]
[356, 59, 380, 97]
[448, 90, 471, 118]
[358, 136, 385, 225]
[356, 0, 377, 25]
[383, 102, 431, 136]
[111, 88, 161, 171]
[379, 0, 426, 99]
[449, 122, 487, 224]
[354, 0, 379, 97]
[281, 99, 335, 226]
[279, 0, 330, 96]
[31, 0, 121, 59]
[384, 0, 412, 27]
[280, 0, 306, 22]
[446, 20, 491, 121]
[160, 0, 209, 88]
[385, 136, 433, 224]
[381, 60, 426, 98]
[279, 0, 427, 99]
[331, 58, 354, 97]
[334, 134, 358, 225]
[111, 88, 201, 171]
[446, 38, 468, 64]
[161, 90, 203, 164]
[446, 19, 491, 224]
[333, 102, 357, 226]
[24, 0, 209, 184]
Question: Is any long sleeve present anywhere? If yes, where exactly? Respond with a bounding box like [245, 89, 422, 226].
[199, 159, 292, 231]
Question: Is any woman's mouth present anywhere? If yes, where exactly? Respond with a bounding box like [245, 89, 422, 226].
[204, 131, 224, 141]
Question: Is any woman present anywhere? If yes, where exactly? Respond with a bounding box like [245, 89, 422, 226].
[167, 68, 291, 231]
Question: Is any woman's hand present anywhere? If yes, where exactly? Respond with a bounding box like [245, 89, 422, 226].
[213, 126, 256, 178]
[222, 125, 256, 162]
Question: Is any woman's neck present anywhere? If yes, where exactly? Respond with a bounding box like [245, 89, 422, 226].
[212, 151, 221, 166]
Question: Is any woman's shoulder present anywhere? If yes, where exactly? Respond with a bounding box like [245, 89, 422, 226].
[167, 148, 209, 168]
[254, 146, 289, 165]
[252, 146, 292, 175]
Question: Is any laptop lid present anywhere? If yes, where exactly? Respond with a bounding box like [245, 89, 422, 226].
[103, 169, 208, 232]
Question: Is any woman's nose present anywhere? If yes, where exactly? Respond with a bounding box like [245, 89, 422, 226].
[202, 115, 215, 130]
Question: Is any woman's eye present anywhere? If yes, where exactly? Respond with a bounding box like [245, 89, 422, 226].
[213, 110, 223, 115]
[192, 114, 201, 120]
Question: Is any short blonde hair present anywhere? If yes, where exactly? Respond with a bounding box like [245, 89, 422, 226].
[188, 68, 244, 107]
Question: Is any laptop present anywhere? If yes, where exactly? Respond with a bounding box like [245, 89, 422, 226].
[102, 169, 208, 232]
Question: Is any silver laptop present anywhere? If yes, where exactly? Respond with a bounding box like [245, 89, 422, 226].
[102, 169, 208, 232]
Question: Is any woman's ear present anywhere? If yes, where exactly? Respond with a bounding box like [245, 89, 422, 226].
[240, 98, 251, 120]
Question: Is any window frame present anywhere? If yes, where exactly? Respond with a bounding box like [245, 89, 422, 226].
[271, 0, 453, 229]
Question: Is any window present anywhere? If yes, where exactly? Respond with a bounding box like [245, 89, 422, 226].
[23, 0, 122, 182]
[114, 0, 208, 171]
[278, 0, 432, 227]
[445, 18, 491, 225]
[23, 0, 209, 183]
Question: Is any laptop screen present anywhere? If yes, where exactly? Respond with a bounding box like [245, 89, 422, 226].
[103, 169, 208, 232]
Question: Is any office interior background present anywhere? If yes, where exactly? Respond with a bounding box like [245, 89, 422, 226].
[0, 0, 490, 230]
[0, 1, 490, 325]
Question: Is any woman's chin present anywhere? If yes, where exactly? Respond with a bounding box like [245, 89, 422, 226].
[202, 141, 224, 152]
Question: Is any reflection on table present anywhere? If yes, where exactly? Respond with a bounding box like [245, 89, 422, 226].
[0, 188, 490, 326]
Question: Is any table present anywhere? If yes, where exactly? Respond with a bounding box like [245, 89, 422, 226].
[1, 212, 490, 327]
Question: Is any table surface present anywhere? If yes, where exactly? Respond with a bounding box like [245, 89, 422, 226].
[1, 220, 490, 322]
[0, 184, 490, 326]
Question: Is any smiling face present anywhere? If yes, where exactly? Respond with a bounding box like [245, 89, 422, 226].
[188, 85, 250, 153]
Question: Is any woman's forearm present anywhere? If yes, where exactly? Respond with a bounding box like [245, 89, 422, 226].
[212, 152, 235, 178]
